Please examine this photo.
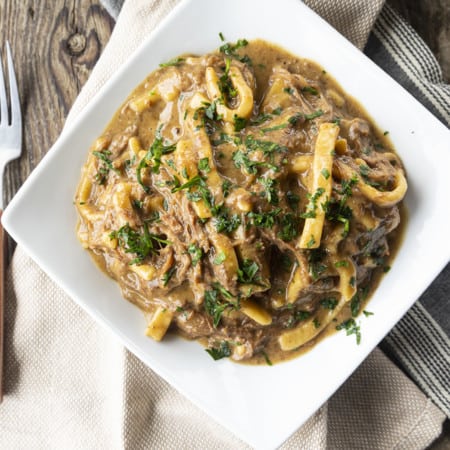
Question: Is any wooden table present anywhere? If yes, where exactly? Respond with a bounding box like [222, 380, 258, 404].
[0, 0, 448, 447]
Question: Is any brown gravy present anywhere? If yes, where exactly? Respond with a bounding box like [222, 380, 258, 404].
[75, 39, 407, 364]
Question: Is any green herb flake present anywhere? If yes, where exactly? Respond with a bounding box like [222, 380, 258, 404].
[110, 223, 169, 264]
[261, 351, 273, 366]
[214, 209, 241, 234]
[198, 157, 211, 173]
[350, 286, 369, 317]
[363, 310, 374, 317]
[222, 179, 232, 198]
[334, 260, 349, 268]
[313, 318, 321, 329]
[321, 168, 330, 179]
[336, 318, 361, 345]
[159, 57, 185, 67]
[247, 208, 281, 229]
[283, 87, 294, 95]
[320, 297, 338, 310]
[188, 244, 203, 266]
[286, 191, 300, 209]
[233, 115, 247, 132]
[206, 341, 231, 360]
[93, 149, 119, 185]
[306, 235, 316, 248]
[301, 86, 319, 95]
[300, 187, 325, 219]
[258, 177, 279, 205]
[213, 251, 227, 265]
[232, 150, 277, 174]
[237, 259, 260, 284]
[261, 123, 288, 133]
[162, 265, 177, 286]
[136, 127, 176, 192]
[277, 213, 300, 242]
[204, 284, 238, 327]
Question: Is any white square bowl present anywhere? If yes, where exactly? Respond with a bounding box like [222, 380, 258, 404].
[3, 0, 450, 448]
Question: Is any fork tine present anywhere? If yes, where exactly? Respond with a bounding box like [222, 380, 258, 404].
[0, 47, 7, 125]
[6, 42, 21, 128]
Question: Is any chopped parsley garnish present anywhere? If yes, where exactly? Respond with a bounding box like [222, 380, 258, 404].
[214, 208, 241, 234]
[277, 213, 300, 242]
[306, 235, 316, 248]
[359, 164, 370, 178]
[244, 135, 287, 156]
[221, 179, 232, 197]
[232, 150, 277, 174]
[261, 123, 288, 133]
[313, 318, 321, 328]
[300, 187, 325, 219]
[198, 157, 211, 173]
[308, 248, 327, 281]
[283, 87, 294, 95]
[162, 265, 176, 286]
[324, 175, 358, 236]
[301, 86, 319, 95]
[320, 297, 338, 310]
[350, 286, 369, 317]
[288, 109, 324, 125]
[237, 259, 260, 284]
[262, 351, 273, 366]
[250, 112, 273, 125]
[204, 284, 238, 327]
[172, 174, 219, 215]
[233, 115, 247, 132]
[321, 168, 330, 180]
[286, 310, 311, 328]
[187, 244, 203, 266]
[159, 57, 185, 67]
[334, 260, 349, 268]
[219, 38, 248, 56]
[213, 251, 227, 265]
[336, 318, 361, 344]
[206, 341, 231, 360]
[110, 223, 169, 264]
[136, 128, 176, 192]
[93, 149, 119, 185]
[286, 191, 300, 210]
[258, 177, 279, 205]
[171, 174, 204, 193]
[218, 58, 237, 100]
[363, 310, 374, 317]
[247, 208, 281, 229]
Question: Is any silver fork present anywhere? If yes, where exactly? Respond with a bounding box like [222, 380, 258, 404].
[0, 41, 22, 402]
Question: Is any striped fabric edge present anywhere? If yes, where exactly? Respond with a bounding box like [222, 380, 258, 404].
[372, 3, 450, 418]
[372, 3, 450, 124]
[381, 302, 450, 417]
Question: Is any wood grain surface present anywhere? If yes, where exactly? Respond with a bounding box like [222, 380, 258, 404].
[0, 0, 114, 210]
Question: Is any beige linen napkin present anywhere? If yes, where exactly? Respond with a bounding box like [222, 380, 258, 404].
[1, 0, 446, 448]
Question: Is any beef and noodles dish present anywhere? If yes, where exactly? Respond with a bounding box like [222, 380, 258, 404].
[75, 39, 407, 364]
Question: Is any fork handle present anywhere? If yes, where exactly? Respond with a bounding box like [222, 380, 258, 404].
[0, 209, 4, 403]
